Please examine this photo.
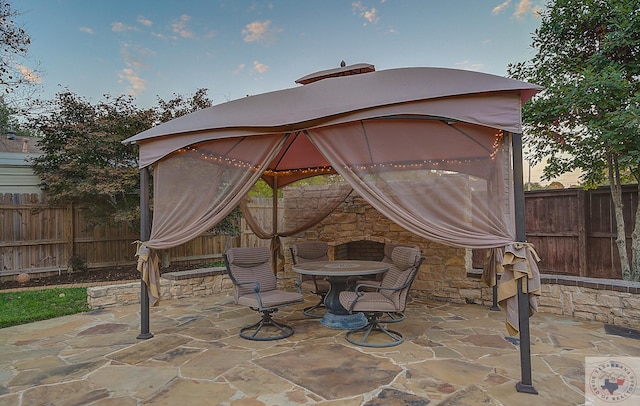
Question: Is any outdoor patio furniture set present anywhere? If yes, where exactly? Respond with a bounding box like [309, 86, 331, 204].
[223, 242, 424, 347]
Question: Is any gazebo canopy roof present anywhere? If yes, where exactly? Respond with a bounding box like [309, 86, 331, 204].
[124, 66, 541, 188]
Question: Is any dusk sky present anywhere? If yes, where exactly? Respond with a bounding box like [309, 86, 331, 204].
[16, 0, 545, 106]
[15, 0, 579, 185]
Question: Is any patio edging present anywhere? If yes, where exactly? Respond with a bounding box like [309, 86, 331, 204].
[87, 267, 232, 308]
[466, 269, 640, 329]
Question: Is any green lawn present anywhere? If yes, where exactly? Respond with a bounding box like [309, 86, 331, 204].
[0, 288, 91, 328]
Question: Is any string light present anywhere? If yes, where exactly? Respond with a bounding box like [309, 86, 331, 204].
[490, 131, 504, 160]
[174, 139, 503, 177]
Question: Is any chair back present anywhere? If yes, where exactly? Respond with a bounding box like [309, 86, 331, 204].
[291, 241, 329, 264]
[380, 246, 423, 311]
[291, 241, 329, 283]
[224, 246, 276, 303]
[381, 243, 417, 264]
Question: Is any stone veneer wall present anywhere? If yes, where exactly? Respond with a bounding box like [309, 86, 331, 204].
[282, 188, 470, 302]
[87, 268, 232, 308]
[468, 272, 640, 329]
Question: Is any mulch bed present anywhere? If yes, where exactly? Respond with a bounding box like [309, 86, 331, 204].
[0, 264, 210, 291]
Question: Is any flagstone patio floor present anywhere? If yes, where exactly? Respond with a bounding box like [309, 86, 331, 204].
[2, 292, 639, 405]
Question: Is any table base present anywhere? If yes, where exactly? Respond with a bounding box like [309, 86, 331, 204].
[320, 312, 367, 330]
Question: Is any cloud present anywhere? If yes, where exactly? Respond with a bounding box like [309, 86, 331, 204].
[492, 0, 542, 19]
[352, 2, 379, 25]
[138, 16, 153, 27]
[253, 61, 268, 74]
[454, 60, 485, 72]
[242, 20, 278, 43]
[364, 8, 379, 24]
[112, 22, 137, 32]
[118, 67, 146, 96]
[79, 26, 93, 34]
[172, 14, 194, 39]
[17, 65, 42, 83]
[492, 0, 511, 15]
[514, 0, 541, 19]
[232, 64, 246, 74]
[118, 44, 150, 96]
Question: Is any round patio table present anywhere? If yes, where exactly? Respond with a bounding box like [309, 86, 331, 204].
[292, 260, 389, 329]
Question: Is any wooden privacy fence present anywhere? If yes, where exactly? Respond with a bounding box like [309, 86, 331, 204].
[0, 193, 240, 277]
[4, 185, 637, 280]
[473, 185, 638, 279]
[240, 197, 284, 249]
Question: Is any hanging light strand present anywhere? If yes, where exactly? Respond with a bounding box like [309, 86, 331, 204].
[176, 144, 495, 176]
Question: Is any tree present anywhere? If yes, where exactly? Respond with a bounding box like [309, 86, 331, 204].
[0, 94, 31, 136]
[30, 91, 154, 226]
[508, 0, 640, 280]
[0, 1, 37, 95]
[29, 88, 241, 235]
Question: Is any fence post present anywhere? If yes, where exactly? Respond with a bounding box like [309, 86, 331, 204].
[65, 202, 75, 271]
[577, 189, 587, 277]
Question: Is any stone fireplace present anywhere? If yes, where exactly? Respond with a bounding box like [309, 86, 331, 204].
[333, 240, 384, 261]
[282, 186, 482, 304]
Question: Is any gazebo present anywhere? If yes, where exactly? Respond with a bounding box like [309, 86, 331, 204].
[123, 64, 542, 394]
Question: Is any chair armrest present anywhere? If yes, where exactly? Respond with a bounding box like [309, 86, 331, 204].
[354, 282, 383, 294]
[235, 280, 261, 293]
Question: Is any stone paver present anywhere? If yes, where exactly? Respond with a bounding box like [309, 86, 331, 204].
[1, 292, 639, 405]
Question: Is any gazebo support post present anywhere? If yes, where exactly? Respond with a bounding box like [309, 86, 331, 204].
[271, 176, 279, 275]
[137, 166, 153, 340]
[512, 132, 537, 394]
[490, 283, 500, 311]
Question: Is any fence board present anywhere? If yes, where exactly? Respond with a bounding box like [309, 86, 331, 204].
[473, 185, 638, 280]
[0, 193, 239, 276]
[240, 197, 283, 248]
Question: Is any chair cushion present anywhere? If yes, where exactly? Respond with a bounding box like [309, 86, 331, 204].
[225, 246, 277, 299]
[293, 241, 329, 263]
[382, 243, 417, 264]
[339, 291, 397, 312]
[227, 246, 271, 267]
[390, 246, 421, 270]
[238, 289, 304, 309]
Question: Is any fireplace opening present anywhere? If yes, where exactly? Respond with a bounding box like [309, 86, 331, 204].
[334, 240, 384, 261]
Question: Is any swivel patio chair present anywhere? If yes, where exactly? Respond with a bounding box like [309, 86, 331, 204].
[290, 241, 330, 318]
[339, 246, 424, 347]
[224, 246, 304, 341]
[378, 243, 419, 323]
[351, 242, 418, 322]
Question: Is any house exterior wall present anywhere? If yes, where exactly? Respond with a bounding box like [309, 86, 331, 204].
[0, 153, 43, 194]
[0, 136, 43, 194]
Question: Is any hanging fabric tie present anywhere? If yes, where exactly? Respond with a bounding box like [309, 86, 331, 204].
[497, 242, 541, 336]
[134, 241, 161, 306]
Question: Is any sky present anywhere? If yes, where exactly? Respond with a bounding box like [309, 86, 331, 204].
[14, 0, 580, 185]
[16, 0, 547, 106]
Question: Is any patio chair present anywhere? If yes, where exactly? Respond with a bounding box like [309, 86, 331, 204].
[290, 241, 331, 318]
[339, 246, 424, 347]
[224, 246, 304, 341]
[352, 242, 418, 322]
[378, 243, 419, 323]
